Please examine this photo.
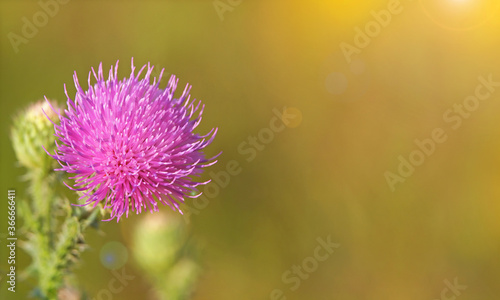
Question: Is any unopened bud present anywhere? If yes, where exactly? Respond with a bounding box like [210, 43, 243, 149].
[11, 100, 61, 172]
[132, 212, 187, 273]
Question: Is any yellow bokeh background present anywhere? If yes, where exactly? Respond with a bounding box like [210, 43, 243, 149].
[1, 0, 500, 299]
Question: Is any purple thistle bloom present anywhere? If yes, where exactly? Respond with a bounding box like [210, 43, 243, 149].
[45, 59, 218, 221]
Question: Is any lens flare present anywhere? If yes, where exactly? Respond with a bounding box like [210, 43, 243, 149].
[419, 0, 500, 30]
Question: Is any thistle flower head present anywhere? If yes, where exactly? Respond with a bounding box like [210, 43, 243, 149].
[46, 59, 218, 221]
[11, 100, 61, 173]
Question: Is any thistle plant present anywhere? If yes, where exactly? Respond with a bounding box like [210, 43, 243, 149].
[45, 59, 218, 221]
[11, 101, 103, 299]
[11, 59, 218, 300]
[132, 212, 201, 300]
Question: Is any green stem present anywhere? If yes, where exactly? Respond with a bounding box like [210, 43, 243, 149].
[30, 170, 59, 299]
[31, 170, 52, 236]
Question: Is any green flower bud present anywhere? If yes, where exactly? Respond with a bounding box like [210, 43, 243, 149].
[133, 212, 201, 300]
[162, 258, 200, 300]
[132, 212, 187, 274]
[11, 100, 61, 173]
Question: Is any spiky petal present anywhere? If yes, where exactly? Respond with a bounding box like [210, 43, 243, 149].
[46, 59, 218, 221]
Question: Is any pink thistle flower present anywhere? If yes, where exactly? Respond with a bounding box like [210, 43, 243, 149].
[45, 59, 218, 221]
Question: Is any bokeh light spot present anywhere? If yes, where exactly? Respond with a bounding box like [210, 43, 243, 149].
[100, 241, 129, 270]
[325, 72, 348, 95]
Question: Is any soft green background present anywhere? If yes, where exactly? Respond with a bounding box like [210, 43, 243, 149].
[1, 0, 500, 299]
